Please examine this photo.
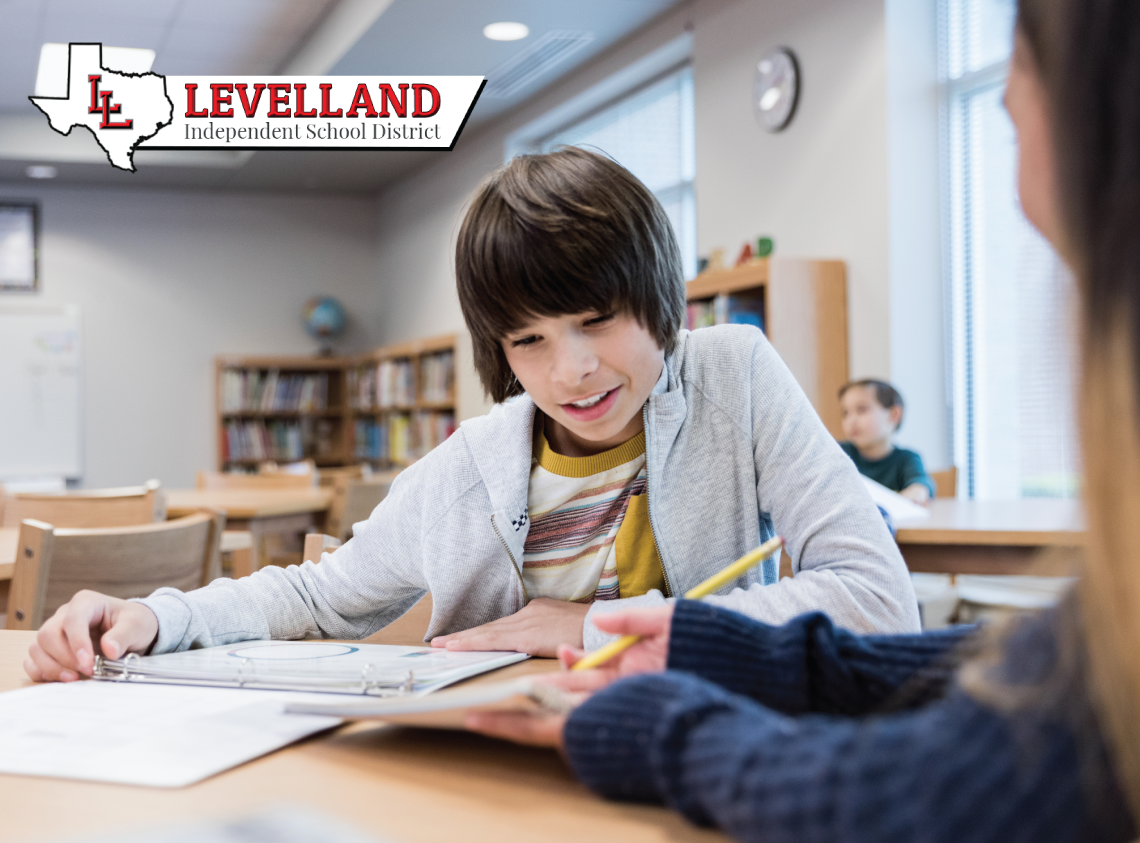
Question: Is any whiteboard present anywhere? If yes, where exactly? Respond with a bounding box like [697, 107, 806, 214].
[0, 304, 82, 479]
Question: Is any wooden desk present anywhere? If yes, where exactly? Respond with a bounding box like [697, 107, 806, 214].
[0, 630, 721, 843]
[166, 488, 334, 577]
[896, 498, 1085, 576]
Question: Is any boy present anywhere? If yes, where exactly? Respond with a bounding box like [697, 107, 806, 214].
[839, 380, 936, 504]
[25, 149, 918, 684]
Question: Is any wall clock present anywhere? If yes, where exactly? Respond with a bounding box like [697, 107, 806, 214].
[753, 47, 800, 133]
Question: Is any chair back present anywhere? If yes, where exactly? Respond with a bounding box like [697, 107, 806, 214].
[196, 470, 315, 490]
[930, 467, 959, 498]
[1, 480, 165, 528]
[302, 532, 342, 564]
[331, 478, 393, 541]
[6, 509, 224, 631]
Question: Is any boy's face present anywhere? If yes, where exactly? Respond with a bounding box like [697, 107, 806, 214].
[501, 310, 664, 455]
[840, 386, 901, 449]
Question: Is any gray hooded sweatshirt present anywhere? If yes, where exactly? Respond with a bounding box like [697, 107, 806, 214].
[139, 326, 920, 654]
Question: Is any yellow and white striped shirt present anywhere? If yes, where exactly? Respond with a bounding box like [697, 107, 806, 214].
[522, 425, 668, 604]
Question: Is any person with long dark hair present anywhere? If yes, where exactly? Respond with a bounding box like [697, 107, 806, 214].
[468, 0, 1140, 838]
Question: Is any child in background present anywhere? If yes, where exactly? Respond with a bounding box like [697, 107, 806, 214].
[839, 380, 935, 504]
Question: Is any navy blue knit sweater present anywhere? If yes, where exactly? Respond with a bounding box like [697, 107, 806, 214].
[563, 600, 1134, 843]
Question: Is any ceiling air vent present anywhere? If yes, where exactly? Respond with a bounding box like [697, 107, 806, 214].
[484, 30, 595, 99]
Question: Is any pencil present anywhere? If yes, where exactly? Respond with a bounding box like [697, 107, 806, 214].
[571, 535, 785, 672]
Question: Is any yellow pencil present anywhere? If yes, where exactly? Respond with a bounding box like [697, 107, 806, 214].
[571, 535, 785, 671]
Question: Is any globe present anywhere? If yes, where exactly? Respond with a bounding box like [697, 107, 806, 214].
[301, 296, 347, 352]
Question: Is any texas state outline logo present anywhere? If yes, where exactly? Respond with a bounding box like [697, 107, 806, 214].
[30, 43, 486, 172]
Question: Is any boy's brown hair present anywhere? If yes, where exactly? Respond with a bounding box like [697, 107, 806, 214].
[455, 147, 686, 403]
[838, 379, 906, 430]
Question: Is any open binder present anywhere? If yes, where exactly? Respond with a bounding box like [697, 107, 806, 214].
[93, 640, 529, 697]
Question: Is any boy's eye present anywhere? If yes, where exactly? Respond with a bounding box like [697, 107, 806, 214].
[584, 313, 614, 327]
[510, 335, 539, 347]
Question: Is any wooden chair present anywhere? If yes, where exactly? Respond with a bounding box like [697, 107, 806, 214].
[930, 467, 959, 498]
[328, 476, 394, 542]
[302, 532, 341, 563]
[6, 509, 224, 631]
[196, 470, 316, 490]
[0, 479, 165, 528]
[303, 530, 434, 645]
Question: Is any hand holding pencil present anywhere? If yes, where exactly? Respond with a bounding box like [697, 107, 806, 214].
[570, 535, 785, 672]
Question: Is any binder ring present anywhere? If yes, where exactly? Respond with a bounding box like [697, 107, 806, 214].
[93, 655, 105, 677]
[120, 652, 141, 681]
[360, 663, 378, 694]
[237, 657, 254, 687]
[400, 670, 415, 695]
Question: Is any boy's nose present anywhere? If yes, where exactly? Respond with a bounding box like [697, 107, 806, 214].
[552, 338, 598, 387]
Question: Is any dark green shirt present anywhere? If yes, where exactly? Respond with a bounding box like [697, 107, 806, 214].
[840, 442, 936, 496]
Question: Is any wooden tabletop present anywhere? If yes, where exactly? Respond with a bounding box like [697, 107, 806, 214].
[0, 630, 722, 843]
[895, 498, 1086, 546]
[166, 487, 334, 520]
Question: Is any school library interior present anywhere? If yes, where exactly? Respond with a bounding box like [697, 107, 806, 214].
[0, 0, 1115, 841]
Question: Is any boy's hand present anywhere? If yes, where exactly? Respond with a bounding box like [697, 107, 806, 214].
[24, 591, 159, 683]
[900, 483, 931, 506]
[431, 598, 590, 656]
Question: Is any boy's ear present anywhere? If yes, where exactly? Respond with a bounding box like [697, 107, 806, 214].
[888, 405, 904, 431]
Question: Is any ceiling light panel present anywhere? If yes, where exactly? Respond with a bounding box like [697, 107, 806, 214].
[483, 22, 529, 42]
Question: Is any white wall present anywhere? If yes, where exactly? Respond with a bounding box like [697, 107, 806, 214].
[368, 0, 913, 434]
[0, 183, 378, 489]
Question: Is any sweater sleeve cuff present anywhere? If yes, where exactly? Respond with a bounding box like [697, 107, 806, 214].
[563, 671, 733, 819]
[131, 589, 194, 654]
[583, 590, 669, 651]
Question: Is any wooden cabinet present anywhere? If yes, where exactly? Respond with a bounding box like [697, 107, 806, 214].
[686, 258, 849, 437]
[216, 334, 456, 471]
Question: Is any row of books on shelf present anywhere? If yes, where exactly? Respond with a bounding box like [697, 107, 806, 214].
[347, 351, 455, 409]
[354, 411, 456, 464]
[221, 369, 330, 413]
[686, 294, 765, 332]
[222, 418, 336, 463]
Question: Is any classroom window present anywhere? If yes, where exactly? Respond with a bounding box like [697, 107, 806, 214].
[538, 66, 697, 279]
[941, 0, 1079, 499]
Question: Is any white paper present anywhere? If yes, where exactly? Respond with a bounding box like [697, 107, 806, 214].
[860, 475, 931, 522]
[0, 680, 341, 787]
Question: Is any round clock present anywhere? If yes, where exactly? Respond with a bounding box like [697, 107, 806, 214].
[753, 47, 800, 133]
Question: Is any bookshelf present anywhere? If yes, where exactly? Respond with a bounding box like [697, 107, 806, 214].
[216, 356, 349, 469]
[216, 335, 457, 472]
[686, 258, 848, 437]
[347, 333, 457, 469]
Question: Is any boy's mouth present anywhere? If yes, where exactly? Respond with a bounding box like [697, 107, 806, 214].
[561, 387, 620, 421]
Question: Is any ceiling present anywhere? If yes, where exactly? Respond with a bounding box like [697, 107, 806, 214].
[0, 0, 681, 194]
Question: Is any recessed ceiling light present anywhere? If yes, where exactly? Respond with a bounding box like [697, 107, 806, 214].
[35, 43, 156, 98]
[483, 22, 529, 41]
[26, 165, 57, 179]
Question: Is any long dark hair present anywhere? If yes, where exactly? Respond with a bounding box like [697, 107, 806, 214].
[1017, 0, 1140, 816]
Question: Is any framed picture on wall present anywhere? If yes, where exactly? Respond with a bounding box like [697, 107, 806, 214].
[0, 202, 39, 292]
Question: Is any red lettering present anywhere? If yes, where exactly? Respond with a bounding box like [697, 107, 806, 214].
[346, 83, 378, 118]
[293, 83, 317, 117]
[97, 91, 132, 128]
[267, 83, 292, 117]
[412, 84, 440, 118]
[184, 84, 208, 117]
[210, 83, 234, 118]
[377, 83, 408, 118]
[235, 83, 266, 117]
[88, 75, 103, 113]
[319, 83, 342, 117]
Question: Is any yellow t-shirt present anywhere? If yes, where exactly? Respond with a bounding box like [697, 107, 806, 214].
[521, 425, 668, 603]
